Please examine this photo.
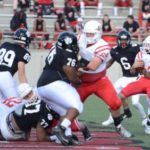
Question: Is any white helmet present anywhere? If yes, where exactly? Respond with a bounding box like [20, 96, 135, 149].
[142, 36, 150, 54]
[83, 20, 102, 44]
[17, 83, 32, 99]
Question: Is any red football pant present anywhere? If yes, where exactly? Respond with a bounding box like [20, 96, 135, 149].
[77, 76, 122, 110]
[121, 76, 150, 98]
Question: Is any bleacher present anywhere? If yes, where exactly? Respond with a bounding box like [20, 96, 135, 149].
[0, 0, 146, 47]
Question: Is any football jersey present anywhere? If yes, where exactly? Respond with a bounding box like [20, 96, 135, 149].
[37, 45, 78, 87]
[78, 33, 111, 74]
[0, 42, 31, 76]
[111, 44, 140, 77]
[13, 99, 54, 132]
[135, 50, 150, 72]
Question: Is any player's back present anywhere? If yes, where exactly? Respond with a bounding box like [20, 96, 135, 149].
[13, 99, 53, 131]
[0, 42, 30, 76]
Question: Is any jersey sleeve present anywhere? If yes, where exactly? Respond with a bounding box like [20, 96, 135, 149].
[39, 102, 54, 129]
[18, 48, 31, 64]
[135, 51, 143, 61]
[94, 45, 111, 61]
[62, 51, 78, 68]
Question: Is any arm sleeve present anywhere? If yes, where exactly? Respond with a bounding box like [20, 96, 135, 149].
[18, 49, 31, 64]
[94, 45, 111, 61]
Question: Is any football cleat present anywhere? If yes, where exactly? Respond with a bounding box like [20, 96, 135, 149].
[82, 125, 92, 141]
[102, 115, 114, 126]
[52, 125, 69, 146]
[68, 134, 81, 145]
[116, 125, 132, 138]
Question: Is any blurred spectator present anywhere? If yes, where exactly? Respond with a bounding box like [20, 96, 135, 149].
[54, 13, 67, 41]
[65, 0, 81, 16]
[102, 14, 115, 33]
[10, 10, 28, 31]
[139, 0, 150, 29]
[123, 15, 140, 37]
[13, 0, 30, 12]
[36, 0, 54, 15]
[55, 13, 67, 32]
[32, 13, 49, 48]
[101, 14, 116, 47]
[64, 1, 78, 32]
[76, 17, 84, 34]
[114, 0, 133, 16]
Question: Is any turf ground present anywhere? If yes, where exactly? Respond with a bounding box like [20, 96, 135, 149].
[79, 95, 150, 150]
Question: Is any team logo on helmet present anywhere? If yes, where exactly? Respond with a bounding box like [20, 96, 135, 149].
[64, 37, 73, 45]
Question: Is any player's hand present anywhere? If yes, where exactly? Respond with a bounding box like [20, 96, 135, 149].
[132, 60, 144, 69]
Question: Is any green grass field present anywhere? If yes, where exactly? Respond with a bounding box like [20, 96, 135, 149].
[79, 95, 150, 150]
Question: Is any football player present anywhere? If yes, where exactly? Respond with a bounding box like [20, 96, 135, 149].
[102, 30, 147, 127]
[0, 28, 31, 100]
[77, 20, 131, 138]
[119, 36, 150, 134]
[0, 83, 59, 141]
[37, 31, 83, 145]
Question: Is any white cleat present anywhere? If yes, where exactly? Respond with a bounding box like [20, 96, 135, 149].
[116, 126, 132, 138]
[102, 116, 114, 126]
[144, 123, 150, 134]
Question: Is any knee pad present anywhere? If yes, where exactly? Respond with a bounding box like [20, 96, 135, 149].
[110, 100, 122, 111]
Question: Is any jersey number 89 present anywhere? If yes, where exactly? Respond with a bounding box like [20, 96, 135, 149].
[0, 48, 15, 67]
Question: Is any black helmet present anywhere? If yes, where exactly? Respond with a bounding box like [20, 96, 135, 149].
[56, 31, 79, 54]
[14, 28, 31, 48]
[117, 30, 131, 49]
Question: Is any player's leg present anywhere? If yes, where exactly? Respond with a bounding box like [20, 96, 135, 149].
[37, 80, 83, 145]
[102, 77, 123, 126]
[131, 94, 147, 126]
[0, 72, 18, 100]
[95, 76, 132, 137]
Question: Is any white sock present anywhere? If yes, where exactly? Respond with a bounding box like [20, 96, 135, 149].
[132, 96, 146, 120]
[65, 127, 72, 136]
[60, 118, 71, 129]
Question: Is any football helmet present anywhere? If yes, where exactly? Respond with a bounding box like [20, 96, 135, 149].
[56, 31, 79, 54]
[83, 20, 102, 44]
[14, 28, 31, 48]
[142, 36, 150, 54]
[117, 30, 131, 49]
[17, 83, 32, 99]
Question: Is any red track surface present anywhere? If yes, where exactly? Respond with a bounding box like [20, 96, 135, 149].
[0, 131, 143, 150]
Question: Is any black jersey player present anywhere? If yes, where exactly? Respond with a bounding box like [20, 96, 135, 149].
[102, 30, 147, 127]
[37, 31, 84, 145]
[0, 28, 31, 100]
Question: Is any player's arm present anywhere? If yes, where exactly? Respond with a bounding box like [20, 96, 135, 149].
[106, 58, 115, 68]
[63, 65, 82, 85]
[130, 59, 144, 74]
[85, 56, 102, 71]
[18, 61, 28, 83]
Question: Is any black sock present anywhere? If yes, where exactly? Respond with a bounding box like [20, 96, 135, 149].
[113, 116, 123, 127]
